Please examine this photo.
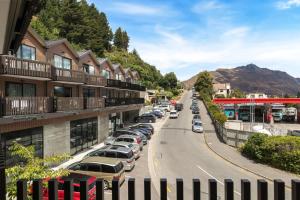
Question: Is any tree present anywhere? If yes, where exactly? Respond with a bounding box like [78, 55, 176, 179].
[113, 27, 130, 51]
[6, 143, 70, 200]
[160, 72, 178, 89]
[230, 89, 245, 98]
[122, 31, 130, 51]
[194, 71, 214, 98]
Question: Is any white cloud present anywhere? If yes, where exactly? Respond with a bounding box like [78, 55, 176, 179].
[192, 0, 224, 13]
[105, 2, 171, 16]
[223, 26, 250, 38]
[276, 0, 300, 10]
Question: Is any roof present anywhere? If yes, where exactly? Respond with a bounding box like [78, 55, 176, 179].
[45, 39, 79, 58]
[81, 156, 121, 166]
[27, 26, 46, 47]
[98, 57, 114, 72]
[77, 50, 100, 65]
[112, 63, 125, 74]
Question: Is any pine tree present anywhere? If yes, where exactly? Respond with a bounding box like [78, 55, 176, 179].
[122, 31, 130, 51]
[114, 27, 124, 49]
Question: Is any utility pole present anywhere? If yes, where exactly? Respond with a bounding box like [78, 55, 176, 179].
[0, 135, 5, 200]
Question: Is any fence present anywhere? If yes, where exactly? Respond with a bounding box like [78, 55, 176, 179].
[15, 178, 300, 200]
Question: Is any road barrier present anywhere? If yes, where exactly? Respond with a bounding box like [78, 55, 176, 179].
[15, 178, 300, 200]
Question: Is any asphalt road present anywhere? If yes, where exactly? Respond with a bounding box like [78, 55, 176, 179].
[148, 91, 292, 200]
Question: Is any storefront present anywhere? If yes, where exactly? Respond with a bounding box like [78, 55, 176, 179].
[0, 127, 43, 167]
[109, 113, 122, 133]
[70, 117, 98, 155]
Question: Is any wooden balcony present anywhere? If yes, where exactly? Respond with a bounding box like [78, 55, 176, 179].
[0, 97, 53, 116]
[107, 79, 121, 88]
[0, 55, 52, 79]
[85, 74, 106, 86]
[55, 97, 84, 111]
[53, 68, 85, 83]
[85, 97, 105, 109]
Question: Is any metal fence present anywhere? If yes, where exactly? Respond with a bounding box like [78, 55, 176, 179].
[15, 178, 300, 200]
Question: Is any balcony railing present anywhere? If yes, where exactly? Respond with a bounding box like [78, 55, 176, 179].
[0, 97, 53, 116]
[54, 97, 84, 112]
[53, 68, 85, 83]
[0, 55, 52, 78]
[107, 79, 146, 91]
[105, 98, 144, 107]
[85, 97, 105, 109]
[85, 74, 106, 86]
[107, 79, 121, 87]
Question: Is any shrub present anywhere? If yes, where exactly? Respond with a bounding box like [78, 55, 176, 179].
[241, 133, 300, 174]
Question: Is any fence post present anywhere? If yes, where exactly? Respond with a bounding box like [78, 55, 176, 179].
[80, 180, 88, 200]
[241, 179, 251, 200]
[292, 179, 300, 200]
[48, 179, 58, 200]
[209, 179, 217, 200]
[144, 178, 151, 200]
[257, 179, 268, 200]
[128, 178, 136, 200]
[193, 179, 201, 200]
[225, 179, 234, 200]
[96, 179, 104, 200]
[32, 179, 42, 200]
[17, 179, 27, 200]
[160, 178, 167, 200]
[176, 178, 183, 200]
[112, 179, 120, 200]
[64, 179, 73, 200]
[274, 179, 285, 200]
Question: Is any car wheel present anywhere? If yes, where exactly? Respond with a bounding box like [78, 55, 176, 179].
[104, 180, 109, 190]
[149, 119, 153, 123]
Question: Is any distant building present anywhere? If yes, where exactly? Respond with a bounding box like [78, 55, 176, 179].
[213, 83, 231, 97]
[246, 93, 268, 99]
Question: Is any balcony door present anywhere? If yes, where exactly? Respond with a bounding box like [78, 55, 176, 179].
[83, 88, 96, 98]
[54, 86, 72, 97]
[5, 82, 36, 97]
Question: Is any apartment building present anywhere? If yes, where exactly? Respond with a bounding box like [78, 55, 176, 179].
[213, 83, 231, 98]
[0, 27, 145, 167]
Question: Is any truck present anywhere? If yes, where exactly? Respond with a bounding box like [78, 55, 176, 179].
[282, 107, 297, 122]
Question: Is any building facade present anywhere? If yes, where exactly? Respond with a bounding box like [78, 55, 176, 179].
[213, 83, 231, 98]
[0, 27, 145, 166]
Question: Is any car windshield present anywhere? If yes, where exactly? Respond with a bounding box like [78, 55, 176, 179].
[171, 112, 176, 114]
[195, 122, 202, 126]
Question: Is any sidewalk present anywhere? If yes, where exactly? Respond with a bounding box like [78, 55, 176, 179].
[199, 100, 299, 188]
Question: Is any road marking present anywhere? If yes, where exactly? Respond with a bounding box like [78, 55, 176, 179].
[196, 165, 241, 196]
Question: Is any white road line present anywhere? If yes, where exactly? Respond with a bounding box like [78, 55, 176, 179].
[196, 165, 241, 196]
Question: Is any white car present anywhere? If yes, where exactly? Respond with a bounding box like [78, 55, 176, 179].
[169, 110, 179, 119]
[192, 120, 204, 133]
[159, 104, 171, 112]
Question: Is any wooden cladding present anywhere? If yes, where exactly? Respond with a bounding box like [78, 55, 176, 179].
[55, 97, 84, 111]
[53, 68, 85, 83]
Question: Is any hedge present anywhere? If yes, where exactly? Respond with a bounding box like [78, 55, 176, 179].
[241, 133, 300, 174]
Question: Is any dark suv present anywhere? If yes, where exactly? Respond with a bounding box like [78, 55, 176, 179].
[135, 113, 156, 123]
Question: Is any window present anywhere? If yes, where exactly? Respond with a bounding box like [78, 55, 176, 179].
[54, 86, 72, 97]
[83, 88, 96, 98]
[17, 44, 36, 60]
[105, 152, 116, 158]
[102, 70, 110, 79]
[102, 165, 116, 173]
[54, 55, 71, 70]
[87, 163, 101, 172]
[83, 64, 95, 75]
[6, 82, 36, 97]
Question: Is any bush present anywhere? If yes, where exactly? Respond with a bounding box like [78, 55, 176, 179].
[241, 133, 300, 174]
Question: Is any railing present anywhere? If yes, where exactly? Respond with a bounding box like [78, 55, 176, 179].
[85, 97, 105, 109]
[15, 178, 300, 200]
[107, 79, 121, 88]
[105, 98, 144, 107]
[0, 97, 53, 116]
[53, 67, 85, 83]
[0, 55, 52, 78]
[54, 97, 84, 112]
[85, 74, 106, 86]
[107, 79, 146, 91]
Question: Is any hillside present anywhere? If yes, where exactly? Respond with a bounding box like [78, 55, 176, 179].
[183, 64, 300, 95]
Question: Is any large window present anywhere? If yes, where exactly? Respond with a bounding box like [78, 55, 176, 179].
[102, 70, 110, 79]
[1, 127, 43, 167]
[83, 64, 95, 75]
[83, 88, 96, 98]
[54, 86, 72, 97]
[54, 55, 71, 70]
[5, 82, 36, 97]
[70, 118, 98, 155]
[17, 44, 36, 60]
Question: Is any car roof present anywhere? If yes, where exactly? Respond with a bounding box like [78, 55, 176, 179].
[117, 134, 137, 139]
[113, 141, 132, 146]
[81, 156, 121, 165]
[194, 119, 202, 123]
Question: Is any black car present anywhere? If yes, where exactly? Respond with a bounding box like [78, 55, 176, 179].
[192, 107, 200, 114]
[135, 114, 156, 123]
[175, 103, 183, 111]
[150, 110, 163, 118]
[131, 124, 154, 134]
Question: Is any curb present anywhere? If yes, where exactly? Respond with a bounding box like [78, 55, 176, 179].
[203, 132, 293, 189]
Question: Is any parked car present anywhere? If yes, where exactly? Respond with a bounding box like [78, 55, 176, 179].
[114, 135, 143, 150]
[151, 110, 163, 118]
[169, 110, 179, 119]
[192, 107, 200, 114]
[86, 146, 135, 171]
[129, 127, 152, 140]
[153, 109, 165, 117]
[175, 103, 184, 111]
[130, 123, 154, 134]
[192, 120, 204, 133]
[135, 113, 156, 123]
[192, 114, 201, 124]
[67, 157, 125, 189]
[114, 129, 149, 143]
[159, 104, 171, 112]
[112, 141, 141, 159]
[42, 173, 96, 200]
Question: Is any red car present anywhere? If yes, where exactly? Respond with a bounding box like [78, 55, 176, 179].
[43, 173, 96, 200]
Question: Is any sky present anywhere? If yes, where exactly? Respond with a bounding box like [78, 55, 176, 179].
[92, 0, 300, 81]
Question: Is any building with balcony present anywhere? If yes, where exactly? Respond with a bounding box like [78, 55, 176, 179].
[0, 27, 145, 167]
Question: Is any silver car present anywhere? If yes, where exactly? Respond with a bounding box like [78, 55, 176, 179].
[114, 135, 143, 151]
[112, 141, 141, 159]
[192, 120, 204, 133]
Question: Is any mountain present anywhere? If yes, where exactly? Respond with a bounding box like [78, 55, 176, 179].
[183, 64, 300, 95]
